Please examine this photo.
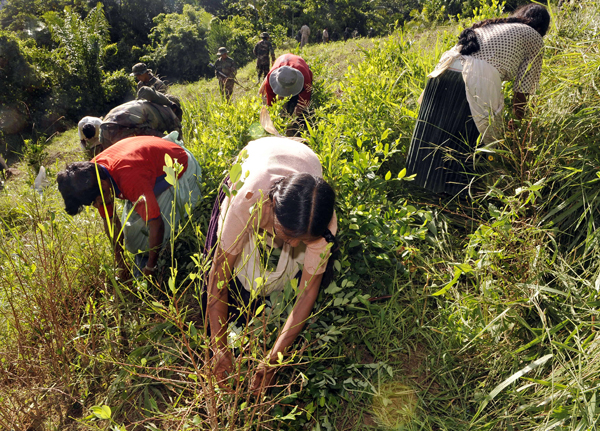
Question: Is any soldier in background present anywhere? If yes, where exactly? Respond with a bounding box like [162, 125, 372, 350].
[352, 28, 360, 38]
[253, 32, 276, 81]
[130, 63, 168, 93]
[215, 47, 237, 102]
[300, 24, 310, 48]
[130, 62, 182, 120]
[343, 27, 351, 41]
[323, 28, 329, 43]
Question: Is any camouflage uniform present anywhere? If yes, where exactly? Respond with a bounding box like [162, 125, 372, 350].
[343, 27, 351, 41]
[99, 100, 181, 150]
[136, 73, 168, 94]
[215, 56, 237, 101]
[253, 39, 275, 80]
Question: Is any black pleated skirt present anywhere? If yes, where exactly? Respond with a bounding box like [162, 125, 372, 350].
[406, 70, 480, 195]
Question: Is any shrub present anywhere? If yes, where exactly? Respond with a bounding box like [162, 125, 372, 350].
[144, 5, 212, 82]
[102, 69, 136, 109]
[207, 15, 256, 69]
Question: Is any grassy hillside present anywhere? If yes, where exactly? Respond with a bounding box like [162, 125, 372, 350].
[2, 2, 600, 430]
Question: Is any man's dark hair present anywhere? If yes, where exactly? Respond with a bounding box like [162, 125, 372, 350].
[269, 173, 339, 284]
[82, 123, 97, 140]
[56, 162, 106, 216]
[458, 3, 551, 55]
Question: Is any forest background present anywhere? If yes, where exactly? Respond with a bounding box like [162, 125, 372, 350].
[0, 0, 527, 155]
[3, 0, 600, 430]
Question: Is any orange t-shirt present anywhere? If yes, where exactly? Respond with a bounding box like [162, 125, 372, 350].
[93, 136, 188, 221]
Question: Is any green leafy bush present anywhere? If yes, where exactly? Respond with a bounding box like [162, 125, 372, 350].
[44, 3, 110, 118]
[102, 69, 136, 109]
[207, 15, 256, 68]
[143, 5, 212, 82]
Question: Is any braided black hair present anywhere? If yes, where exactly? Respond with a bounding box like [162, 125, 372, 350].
[458, 4, 550, 55]
[269, 173, 335, 239]
[269, 173, 339, 285]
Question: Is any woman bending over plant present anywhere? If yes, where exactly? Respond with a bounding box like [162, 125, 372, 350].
[205, 136, 338, 394]
[406, 3, 551, 195]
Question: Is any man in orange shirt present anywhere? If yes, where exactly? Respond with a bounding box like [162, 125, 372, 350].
[57, 135, 202, 277]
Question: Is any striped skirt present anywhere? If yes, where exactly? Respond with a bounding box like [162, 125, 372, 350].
[406, 70, 480, 195]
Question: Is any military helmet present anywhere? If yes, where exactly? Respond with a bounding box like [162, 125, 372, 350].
[260, 32, 269, 39]
[217, 47, 228, 55]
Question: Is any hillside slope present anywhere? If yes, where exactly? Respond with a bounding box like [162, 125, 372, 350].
[2, 3, 600, 430]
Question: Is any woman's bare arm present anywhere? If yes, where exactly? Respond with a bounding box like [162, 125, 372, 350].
[513, 92, 529, 120]
[207, 247, 239, 386]
[250, 269, 323, 393]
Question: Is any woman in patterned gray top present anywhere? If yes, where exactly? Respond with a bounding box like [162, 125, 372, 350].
[406, 4, 550, 196]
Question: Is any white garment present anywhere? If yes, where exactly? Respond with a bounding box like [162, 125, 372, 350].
[217, 137, 337, 276]
[461, 56, 503, 145]
[426, 47, 504, 144]
[77, 116, 102, 150]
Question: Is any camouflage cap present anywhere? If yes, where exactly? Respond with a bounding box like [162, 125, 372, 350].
[217, 47, 228, 55]
[260, 32, 269, 39]
[130, 63, 149, 76]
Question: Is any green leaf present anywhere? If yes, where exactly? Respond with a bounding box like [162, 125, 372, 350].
[385, 171, 391, 181]
[163, 165, 176, 185]
[472, 354, 553, 422]
[230, 163, 242, 184]
[255, 303, 265, 316]
[164, 153, 173, 168]
[91, 405, 112, 420]
[279, 406, 300, 420]
[398, 168, 406, 179]
[333, 260, 341, 272]
[454, 263, 473, 273]
[324, 282, 342, 295]
[431, 268, 462, 296]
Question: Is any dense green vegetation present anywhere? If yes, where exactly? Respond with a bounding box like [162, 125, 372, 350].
[2, 0, 600, 430]
[0, 0, 530, 155]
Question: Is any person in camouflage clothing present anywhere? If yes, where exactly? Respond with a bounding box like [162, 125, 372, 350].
[215, 47, 237, 102]
[131, 63, 168, 93]
[99, 100, 181, 150]
[253, 32, 276, 81]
